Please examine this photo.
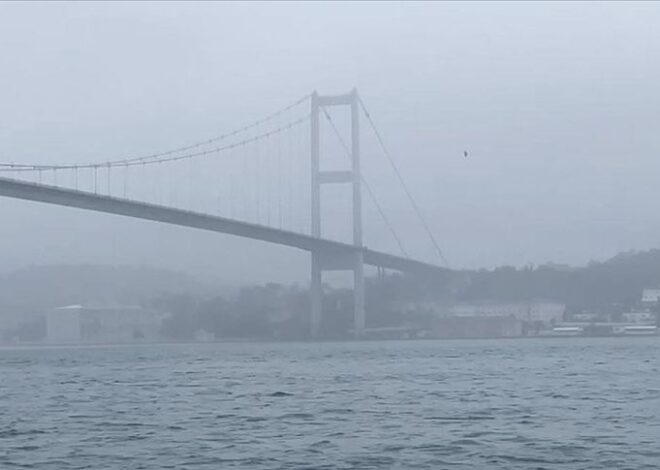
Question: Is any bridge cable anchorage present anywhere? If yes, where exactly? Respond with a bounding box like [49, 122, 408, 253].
[0, 94, 311, 172]
[357, 97, 450, 267]
[320, 107, 410, 259]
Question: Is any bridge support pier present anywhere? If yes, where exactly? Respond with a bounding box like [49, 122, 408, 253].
[353, 251, 365, 334]
[310, 89, 365, 338]
[310, 249, 366, 338]
[310, 250, 322, 338]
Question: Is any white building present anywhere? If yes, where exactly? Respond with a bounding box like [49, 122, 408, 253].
[45, 305, 83, 343]
[403, 299, 565, 338]
[447, 301, 565, 325]
[641, 289, 660, 304]
[572, 312, 608, 322]
[621, 311, 656, 324]
[45, 305, 165, 344]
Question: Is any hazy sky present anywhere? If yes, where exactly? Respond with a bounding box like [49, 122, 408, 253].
[1, 2, 659, 284]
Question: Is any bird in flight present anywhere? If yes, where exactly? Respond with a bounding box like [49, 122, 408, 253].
[463, 150, 468, 158]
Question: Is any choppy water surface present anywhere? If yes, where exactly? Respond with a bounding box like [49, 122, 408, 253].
[1, 338, 659, 469]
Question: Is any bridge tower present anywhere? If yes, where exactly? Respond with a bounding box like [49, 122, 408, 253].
[310, 89, 365, 338]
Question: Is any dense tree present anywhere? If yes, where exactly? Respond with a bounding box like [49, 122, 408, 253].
[6, 250, 660, 342]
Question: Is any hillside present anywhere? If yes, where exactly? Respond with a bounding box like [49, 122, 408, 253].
[0, 264, 213, 311]
[456, 250, 660, 313]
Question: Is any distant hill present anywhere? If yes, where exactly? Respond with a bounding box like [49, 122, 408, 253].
[3, 249, 660, 318]
[0, 264, 214, 311]
[457, 249, 660, 313]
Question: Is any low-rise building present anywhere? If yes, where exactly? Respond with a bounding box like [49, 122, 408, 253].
[430, 315, 522, 339]
[621, 311, 656, 324]
[404, 300, 564, 338]
[641, 289, 660, 305]
[571, 312, 607, 322]
[447, 301, 565, 325]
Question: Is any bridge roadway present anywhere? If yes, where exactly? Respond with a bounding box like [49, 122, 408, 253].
[0, 176, 446, 276]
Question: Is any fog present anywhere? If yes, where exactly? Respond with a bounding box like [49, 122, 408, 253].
[1, 2, 660, 284]
[3, 5, 660, 468]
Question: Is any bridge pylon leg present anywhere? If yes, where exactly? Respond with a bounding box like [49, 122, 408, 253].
[309, 89, 365, 339]
[310, 249, 365, 339]
[311, 250, 322, 339]
[353, 251, 365, 336]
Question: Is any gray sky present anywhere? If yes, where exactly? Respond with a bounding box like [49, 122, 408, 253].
[1, 2, 659, 284]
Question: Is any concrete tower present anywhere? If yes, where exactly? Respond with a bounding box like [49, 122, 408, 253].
[310, 89, 365, 338]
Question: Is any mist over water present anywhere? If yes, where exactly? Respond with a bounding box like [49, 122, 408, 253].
[2, 339, 658, 469]
[2, 2, 660, 278]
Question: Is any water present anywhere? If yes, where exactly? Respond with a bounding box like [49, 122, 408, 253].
[1, 338, 659, 469]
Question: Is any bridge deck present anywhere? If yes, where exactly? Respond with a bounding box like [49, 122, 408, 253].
[0, 176, 446, 276]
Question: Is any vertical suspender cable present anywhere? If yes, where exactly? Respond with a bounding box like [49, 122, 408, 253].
[255, 133, 260, 224]
[242, 141, 248, 222]
[266, 133, 271, 227]
[277, 117, 283, 229]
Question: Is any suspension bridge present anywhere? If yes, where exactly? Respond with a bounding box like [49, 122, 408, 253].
[0, 89, 448, 337]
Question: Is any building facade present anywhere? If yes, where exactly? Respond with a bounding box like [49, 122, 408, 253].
[405, 300, 565, 338]
[641, 289, 660, 305]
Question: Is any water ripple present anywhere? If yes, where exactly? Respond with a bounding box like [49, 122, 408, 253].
[0, 337, 658, 469]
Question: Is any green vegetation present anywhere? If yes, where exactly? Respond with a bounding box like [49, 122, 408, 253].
[458, 250, 660, 316]
[2, 249, 660, 341]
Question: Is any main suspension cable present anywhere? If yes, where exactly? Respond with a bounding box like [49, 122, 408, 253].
[358, 97, 449, 267]
[0, 115, 309, 172]
[321, 107, 409, 258]
[0, 94, 311, 171]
